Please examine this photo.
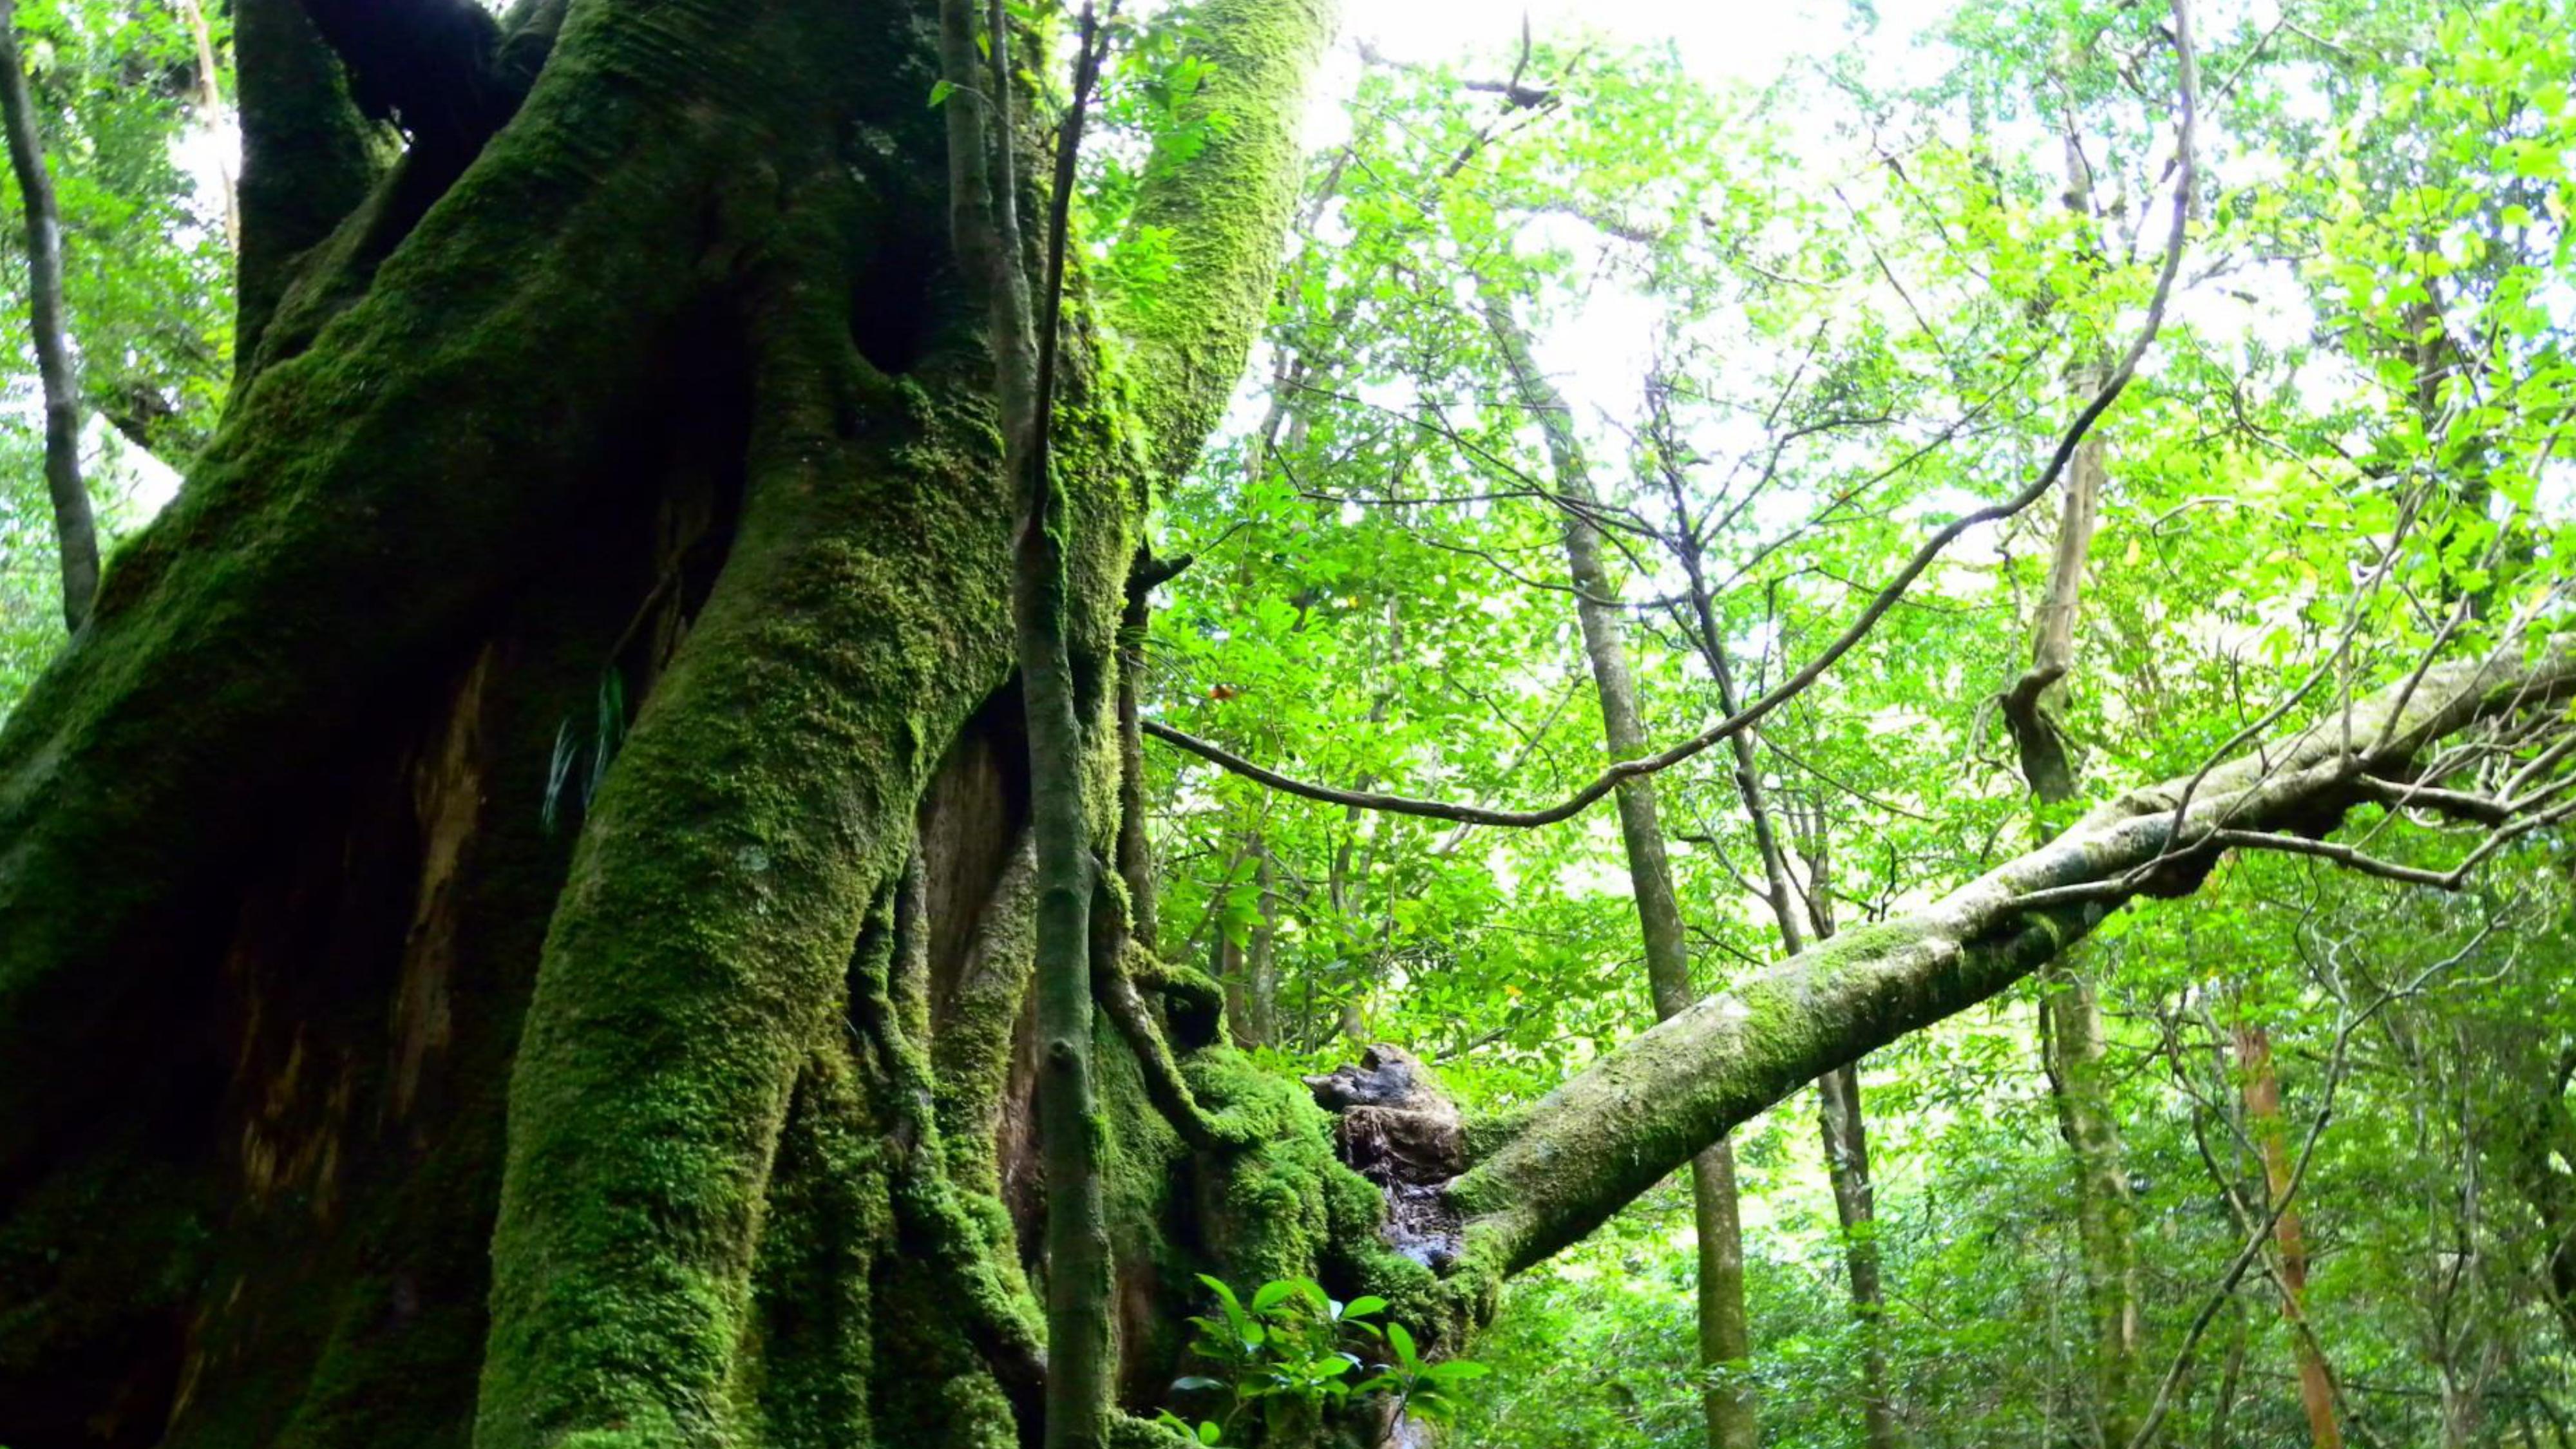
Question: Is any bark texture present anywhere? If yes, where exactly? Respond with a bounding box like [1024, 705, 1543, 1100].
[0, 2, 1341, 1446]
[2041, 972, 2143, 1446]
[1690, 589, 1897, 1449]
[0, 7, 97, 629]
[1484, 289, 1758, 1449]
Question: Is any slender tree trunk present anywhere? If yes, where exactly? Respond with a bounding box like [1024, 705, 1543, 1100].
[1486, 288, 1758, 1449]
[1247, 842, 1279, 1046]
[2005, 111, 2136, 1433]
[2205, 1303, 2246, 1449]
[1685, 570, 1897, 1449]
[1220, 833, 1276, 1048]
[2041, 973, 2144, 1446]
[0, 7, 97, 629]
[1804, 857, 1896, 1449]
[173, 0, 238, 251]
[2233, 1021, 2342, 1449]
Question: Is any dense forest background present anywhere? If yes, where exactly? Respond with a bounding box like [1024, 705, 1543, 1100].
[0, 0, 2571, 1446]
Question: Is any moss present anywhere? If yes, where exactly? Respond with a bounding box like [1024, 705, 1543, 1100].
[0, 0, 888, 1186]
[1115, 0, 1336, 486]
[0, 1145, 207, 1446]
[933, 847, 1039, 1202]
[1097, 1011, 1192, 1399]
[0, 0, 1343, 1441]
[1457, 1107, 1535, 1166]
[724, 1048, 888, 1449]
[231, 0, 392, 371]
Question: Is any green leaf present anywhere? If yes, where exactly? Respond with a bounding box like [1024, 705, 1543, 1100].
[927, 78, 955, 108]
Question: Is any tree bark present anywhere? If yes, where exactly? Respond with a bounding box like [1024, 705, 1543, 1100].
[1683, 557, 1897, 1449]
[0, 2, 1336, 1446]
[1484, 287, 1759, 1449]
[2233, 1021, 2343, 1449]
[1801, 839, 1896, 1449]
[0, 5, 97, 629]
[1443, 638, 2576, 1283]
[230, 0, 384, 368]
[2041, 972, 2143, 1446]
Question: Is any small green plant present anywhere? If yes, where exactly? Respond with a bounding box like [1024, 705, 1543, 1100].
[1155, 1274, 1488, 1446]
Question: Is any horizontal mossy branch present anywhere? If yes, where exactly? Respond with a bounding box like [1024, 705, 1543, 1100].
[1447, 638, 2576, 1279]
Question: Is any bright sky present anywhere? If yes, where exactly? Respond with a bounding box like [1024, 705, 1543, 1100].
[1325, 0, 1956, 95]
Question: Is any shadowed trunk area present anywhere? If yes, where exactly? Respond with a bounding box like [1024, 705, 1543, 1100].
[0, 0, 1350, 1444]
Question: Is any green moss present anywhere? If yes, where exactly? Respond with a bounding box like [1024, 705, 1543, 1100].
[725, 1048, 888, 1449]
[934, 851, 1039, 1202]
[1114, 0, 1336, 485]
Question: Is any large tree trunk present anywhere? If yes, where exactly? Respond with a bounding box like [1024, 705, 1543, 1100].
[0, 0, 2567, 1444]
[0, 2, 1340, 1445]
[1486, 288, 1759, 1449]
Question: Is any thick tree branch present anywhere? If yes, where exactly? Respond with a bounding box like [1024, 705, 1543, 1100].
[1439, 634, 2576, 1279]
[231, 0, 385, 370]
[1113, 0, 1337, 484]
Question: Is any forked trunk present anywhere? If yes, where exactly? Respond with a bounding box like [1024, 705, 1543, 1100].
[0, 2, 1338, 1444]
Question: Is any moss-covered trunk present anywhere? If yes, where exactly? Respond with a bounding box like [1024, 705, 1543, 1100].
[1, 1, 2568, 1444]
[0, 1, 1347, 1444]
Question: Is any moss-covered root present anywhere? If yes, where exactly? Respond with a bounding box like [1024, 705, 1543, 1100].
[471, 154, 1023, 1449]
[1446, 639, 2576, 1280]
[858, 860, 1047, 1426]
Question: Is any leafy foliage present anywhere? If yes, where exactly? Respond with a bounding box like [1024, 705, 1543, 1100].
[1159, 1274, 1488, 1446]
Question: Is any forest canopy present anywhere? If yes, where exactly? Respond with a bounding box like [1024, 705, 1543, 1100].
[0, 1, 2570, 1448]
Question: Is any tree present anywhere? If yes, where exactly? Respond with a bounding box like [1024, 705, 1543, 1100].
[0, 0, 95, 627]
[1486, 285, 1757, 1449]
[2, 3, 2572, 1449]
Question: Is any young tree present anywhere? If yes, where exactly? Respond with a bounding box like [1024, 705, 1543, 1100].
[0, 0, 94, 628]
